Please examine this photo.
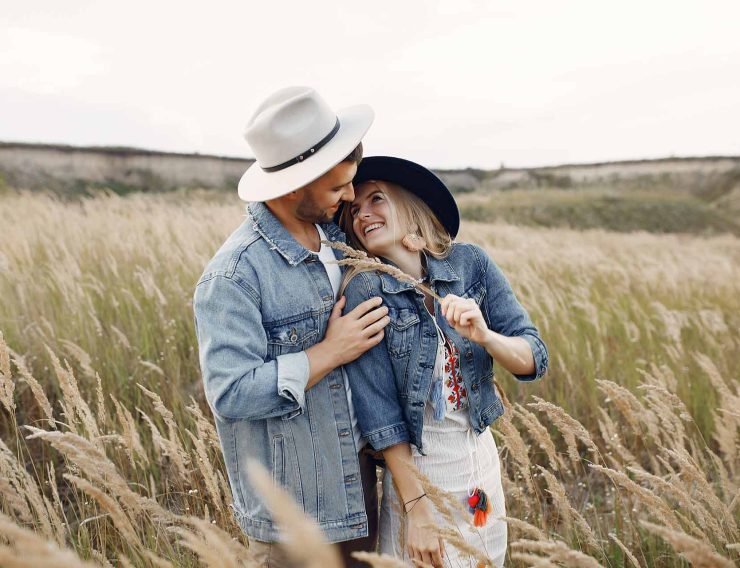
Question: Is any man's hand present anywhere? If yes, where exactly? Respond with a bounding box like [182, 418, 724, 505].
[326, 296, 389, 365]
[305, 296, 389, 388]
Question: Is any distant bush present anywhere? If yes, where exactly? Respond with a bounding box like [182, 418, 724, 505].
[459, 192, 740, 236]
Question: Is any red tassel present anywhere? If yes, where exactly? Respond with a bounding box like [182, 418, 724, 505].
[470, 487, 491, 527]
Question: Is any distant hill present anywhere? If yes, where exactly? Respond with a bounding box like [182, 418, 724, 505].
[0, 142, 254, 195]
[2, 141, 739, 235]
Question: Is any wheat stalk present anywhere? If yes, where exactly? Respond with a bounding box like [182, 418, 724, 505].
[0, 512, 99, 568]
[322, 240, 442, 300]
[641, 521, 735, 568]
[246, 460, 342, 568]
[510, 539, 605, 567]
[607, 533, 642, 568]
[350, 551, 409, 568]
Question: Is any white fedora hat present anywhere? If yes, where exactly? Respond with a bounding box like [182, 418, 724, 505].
[237, 86, 374, 202]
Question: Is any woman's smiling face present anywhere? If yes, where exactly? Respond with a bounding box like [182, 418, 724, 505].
[349, 181, 404, 257]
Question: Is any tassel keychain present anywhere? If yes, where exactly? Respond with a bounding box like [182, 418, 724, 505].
[467, 488, 492, 527]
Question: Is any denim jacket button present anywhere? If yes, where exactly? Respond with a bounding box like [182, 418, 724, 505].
[471, 382, 479, 392]
[465, 351, 473, 360]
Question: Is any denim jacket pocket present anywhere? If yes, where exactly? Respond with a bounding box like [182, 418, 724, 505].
[387, 307, 419, 358]
[462, 279, 486, 305]
[272, 434, 286, 486]
[265, 315, 318, 357]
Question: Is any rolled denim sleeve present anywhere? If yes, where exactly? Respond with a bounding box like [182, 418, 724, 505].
[473, 245, 549, 382]
[342, 274, 411, 451]
[276, 352, 309, 409]
[194, 273, 306, 422]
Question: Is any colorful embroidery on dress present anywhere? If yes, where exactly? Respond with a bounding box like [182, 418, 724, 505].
[444, 340, 467, 412]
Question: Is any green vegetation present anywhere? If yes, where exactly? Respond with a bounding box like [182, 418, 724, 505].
[458, 188, 740, 236]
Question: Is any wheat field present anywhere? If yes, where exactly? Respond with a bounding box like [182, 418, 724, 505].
[0, 192, 738, 567]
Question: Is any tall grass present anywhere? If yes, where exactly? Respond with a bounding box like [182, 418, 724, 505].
[0, 192, 738, 566]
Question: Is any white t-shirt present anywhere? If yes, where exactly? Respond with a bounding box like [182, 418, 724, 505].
[314, 226, 364, 450]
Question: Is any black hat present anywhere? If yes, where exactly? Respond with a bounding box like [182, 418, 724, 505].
[346, 156, 460, 237]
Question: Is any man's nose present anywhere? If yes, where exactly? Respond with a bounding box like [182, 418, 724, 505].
[342, 183, 355, 201]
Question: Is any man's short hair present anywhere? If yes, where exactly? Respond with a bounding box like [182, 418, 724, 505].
[344, 142, 364, 164]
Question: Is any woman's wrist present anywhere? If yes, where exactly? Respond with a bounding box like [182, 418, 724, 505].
[478, 328, 498, 353]
[406, 495, 433, 517]
[403, 492, 427, 513]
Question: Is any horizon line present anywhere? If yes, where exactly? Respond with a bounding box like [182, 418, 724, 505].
[2, 139, 739, 173]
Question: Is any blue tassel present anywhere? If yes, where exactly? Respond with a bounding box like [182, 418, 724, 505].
[431, 377, 444, 421]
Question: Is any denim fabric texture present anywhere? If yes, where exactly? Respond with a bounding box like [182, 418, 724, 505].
[193, 202, 369, 543]
[342, 243, 549, 453]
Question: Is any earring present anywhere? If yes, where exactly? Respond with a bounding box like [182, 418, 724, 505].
[402, 233, 427, 252]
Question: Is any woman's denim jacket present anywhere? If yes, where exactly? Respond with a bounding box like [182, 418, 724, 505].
[343, 243, 548, 453]
[193, 203, 369, 543]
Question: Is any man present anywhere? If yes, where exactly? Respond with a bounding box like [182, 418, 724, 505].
[193, 86, 389, 567]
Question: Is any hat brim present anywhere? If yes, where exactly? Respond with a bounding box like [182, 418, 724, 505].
[237, 104, 374, 202]
[341, 156, 461, 238]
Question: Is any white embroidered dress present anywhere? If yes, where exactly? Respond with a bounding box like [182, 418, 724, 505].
[378, 333, 508, 567]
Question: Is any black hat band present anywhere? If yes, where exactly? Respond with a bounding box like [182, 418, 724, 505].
[261, 118, 341, 173]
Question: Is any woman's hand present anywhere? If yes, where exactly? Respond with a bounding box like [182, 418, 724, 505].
[441, 294, 537, 376]
[406, 498, 445, 568]
[440, 294, 490, 346]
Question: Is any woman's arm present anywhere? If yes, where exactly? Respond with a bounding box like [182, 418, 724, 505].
[440, 295, 536, 375]
[383, 443, 445, 568]
[441, 244, 548, 381]
[342, 274, 412, 449]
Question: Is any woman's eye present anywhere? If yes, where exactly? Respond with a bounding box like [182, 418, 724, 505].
[372, 195, 382, 202]
[350, 207, 358, 217]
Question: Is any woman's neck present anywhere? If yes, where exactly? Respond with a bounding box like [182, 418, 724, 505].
[383, 248, 424, 280]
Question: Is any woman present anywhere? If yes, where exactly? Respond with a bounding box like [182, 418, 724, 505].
[338, 157, 548, 568]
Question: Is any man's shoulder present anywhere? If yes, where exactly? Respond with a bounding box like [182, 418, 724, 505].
[198, 219, 264, 284]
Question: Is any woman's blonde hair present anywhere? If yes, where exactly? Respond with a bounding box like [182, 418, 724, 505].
[337, 180, 454, 294]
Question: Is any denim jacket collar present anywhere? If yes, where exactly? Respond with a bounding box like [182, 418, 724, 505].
[247, 202, 346, 266]
[379, 252, 460, 295]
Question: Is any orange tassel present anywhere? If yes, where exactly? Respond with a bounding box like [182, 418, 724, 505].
[469, 487, 491, 527]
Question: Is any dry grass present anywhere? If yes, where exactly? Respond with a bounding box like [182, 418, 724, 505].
[0, 192, 738, 566]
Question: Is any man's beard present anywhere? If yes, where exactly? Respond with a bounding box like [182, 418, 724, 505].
[296, 197, 334, 224]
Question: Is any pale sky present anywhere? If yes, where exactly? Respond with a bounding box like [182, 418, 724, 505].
[2, 0, 739, 169]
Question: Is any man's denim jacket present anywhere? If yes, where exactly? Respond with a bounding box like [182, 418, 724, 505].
[193, 202, 368, 543]
[342, 243, 548, 453]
